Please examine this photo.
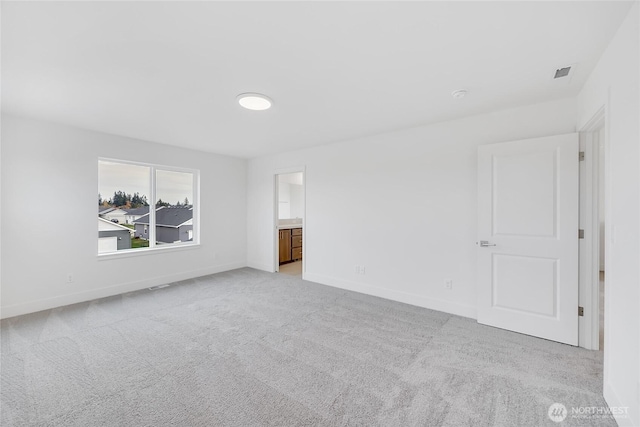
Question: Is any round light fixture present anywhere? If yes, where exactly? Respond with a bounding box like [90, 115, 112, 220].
[237, 93, 273, 110]
[451, 89, 468, 99]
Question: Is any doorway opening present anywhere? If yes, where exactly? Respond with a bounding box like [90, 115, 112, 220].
[596, 126, 606, 351]
[578, 109, 606, 351]
[274, 171, 304, 278]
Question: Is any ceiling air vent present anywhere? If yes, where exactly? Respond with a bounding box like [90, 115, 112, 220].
[554, 66, 572, 79]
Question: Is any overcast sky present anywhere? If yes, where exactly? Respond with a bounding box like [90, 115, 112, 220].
[99, 161, 193, 205]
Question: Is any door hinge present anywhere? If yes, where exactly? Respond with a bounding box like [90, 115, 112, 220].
[579, 151, 585, 161]
[578, 229, 585, 239]
[578, 306, 584, 317]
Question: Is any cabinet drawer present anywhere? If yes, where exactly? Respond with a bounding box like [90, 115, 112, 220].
[292, 228, 303, 236]
[292, 235, 302, 248]
[292, 247, 302, 260]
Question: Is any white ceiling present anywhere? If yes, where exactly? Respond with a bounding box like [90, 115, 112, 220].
[2, 1, 633, 158]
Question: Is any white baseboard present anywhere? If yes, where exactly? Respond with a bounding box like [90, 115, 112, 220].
[0, 262, 246, 319]
[247, 261, 274, 273]
[604, 380, 639, 427]
[303, 272, 477, 319]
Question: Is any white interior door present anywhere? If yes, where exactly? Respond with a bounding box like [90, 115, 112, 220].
[477, 134, 579, 345]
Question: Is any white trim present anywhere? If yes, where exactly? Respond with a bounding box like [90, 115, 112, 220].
[97, 241, 200, 260]
[577, 130, 596, 349]
[0, 262, 245, 320]
[304, 272, 477, 319]
[193, 172, 201, 245]
[604, 381, 637, 427]
[578, 106, 606, 350]
[581, 106, 605, 132]
[99, 157, 199, 175]
[274, 165, 307, 176]
[274, 173, 279, 273]
[149, 164, 157, 247]
[247, 261, 273, 272]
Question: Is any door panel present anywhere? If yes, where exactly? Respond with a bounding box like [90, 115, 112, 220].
[477, 133, 579, 345]
[493, 150, 557, 237]
[493, 254, 557, 316]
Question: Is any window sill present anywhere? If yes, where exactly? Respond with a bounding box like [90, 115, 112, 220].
[97, 242, 200, 260]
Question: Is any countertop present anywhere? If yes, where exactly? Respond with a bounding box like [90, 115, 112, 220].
[277, 225, 303, 230]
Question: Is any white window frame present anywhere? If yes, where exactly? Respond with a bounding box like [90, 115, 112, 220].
[98, 158, 200, 258]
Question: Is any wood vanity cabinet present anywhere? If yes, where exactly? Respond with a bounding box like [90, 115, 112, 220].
[279, 229, 291, 263]
[279, 228, 303, 264]
[291, 228, 302, 261]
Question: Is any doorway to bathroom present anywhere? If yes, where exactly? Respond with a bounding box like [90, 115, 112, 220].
[275, 171, 304, 277]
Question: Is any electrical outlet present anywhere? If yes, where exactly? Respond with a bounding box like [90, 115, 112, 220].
[360, 266, 366, 275]
[67, 273, 74, 284]
[445, 279, 453, 290]
[355, 265, 360, 274]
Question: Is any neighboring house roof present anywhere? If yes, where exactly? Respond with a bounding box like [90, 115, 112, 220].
[98, 217, 133, 232]
[134, 207, 193, 228]
[101, 208, 128, 216]
[124, 206, 149, 216]
[99, 207, 115, 215]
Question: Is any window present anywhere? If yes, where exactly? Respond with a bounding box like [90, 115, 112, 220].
[98, 159, 198, 255]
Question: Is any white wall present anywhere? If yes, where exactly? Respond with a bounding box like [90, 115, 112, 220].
[247, 97, 576, 318]
[577, 3, 639, 425]
[278, 173, 304, 220]
[1, 115, 247, 318]
[278, 181, 291, 219]
[289, 184, 304, 219]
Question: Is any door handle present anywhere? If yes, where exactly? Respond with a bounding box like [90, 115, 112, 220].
[478, 240, 496, 247]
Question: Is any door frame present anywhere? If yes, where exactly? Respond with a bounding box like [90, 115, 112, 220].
[273, 166, 306, 277]
[578, 106, 606, 350]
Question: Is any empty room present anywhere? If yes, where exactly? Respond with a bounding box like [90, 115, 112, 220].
[1, 1, 639, 426]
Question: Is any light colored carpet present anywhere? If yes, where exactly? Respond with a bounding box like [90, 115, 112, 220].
[1, 268, 613, 426]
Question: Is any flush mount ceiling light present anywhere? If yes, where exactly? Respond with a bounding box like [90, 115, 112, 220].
[237, 93, 273, 111]
[451, 89, 468, 99]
